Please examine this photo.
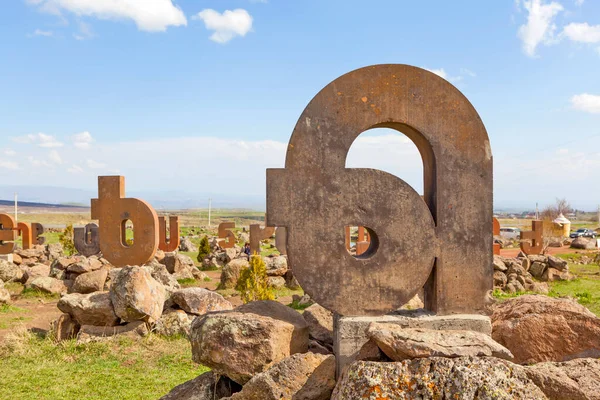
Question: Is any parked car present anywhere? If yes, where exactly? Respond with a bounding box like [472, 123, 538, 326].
[499, 227, 520, 240]
[570, 228, 597, 239]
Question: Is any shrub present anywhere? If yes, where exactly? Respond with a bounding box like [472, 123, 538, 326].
[59, 224, 76, 256]
[197, 236, 211, 263]
[235, 255, 274, 303]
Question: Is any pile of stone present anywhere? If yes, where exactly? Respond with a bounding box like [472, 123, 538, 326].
[218, 254, 298, 291]
[571, 236, 598, 250]
[52, 265, 233, 343]
[493, 254, 573, 294]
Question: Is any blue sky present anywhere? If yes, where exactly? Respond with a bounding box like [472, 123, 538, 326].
[0, 0, 599, 210]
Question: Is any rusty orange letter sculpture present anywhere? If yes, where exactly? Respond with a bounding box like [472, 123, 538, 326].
[17, 222, 33, 250]
[0, 214, 17, 255]
[158, 216, 180, 253]
[520, 220, 543, 255]
[493, 217, 501, 256]
[74, 223, 101, 257]
[267, 65, 493, 316]
[218, 222, 236, 249]
[249, 223, 275, 255]
[91, 176, 158, 267]
[32, 223, 45, 245]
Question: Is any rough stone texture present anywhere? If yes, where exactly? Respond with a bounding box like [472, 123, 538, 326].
[142, 261, 180, 298]
[67, 258, 103, 274]
[160, 253, 198, 281]
[492, 295, 600, 363]
[190, 311, 298, 384]
[0, 280, 10, 304]
[0, 259, 22, 282]
[303, 303, 334, 345]
[284, 270, 301, 290]
[331, 357, 546, 400]
[219, 258, 249, 289]
[529, 261, 547, 279]
[493, 255, 507, 272]
[50, 313, 80, 342]
[236, 300, 309, 354]
[27, 276, 67, 295]
[57, 292, 119, 326]
[71, 268, 108, 294]
[263, 255, 288, 276]
[267, 64, 493, 316]
[571, 237, 597, 250]
[110, 266, 166, 323]
[159, 371, 240, 400]
[77, 321, 148, 344]
[267, 276, 286, 289]
[541, 267, 572, 282]
[23, 263, 50, 283]
[525, 358, 600, 400]
[368, 324, 513, 361]
[224, 353, 336, 400]
[178, 237, 198, 253]
[154, 309, 192, 337]
[547, 255, 568, 271]
[171, 287, 233, 315]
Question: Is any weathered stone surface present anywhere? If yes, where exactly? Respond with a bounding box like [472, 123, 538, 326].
[71, 268, 108, 294]
[368, 324, 513, 361]
[23, 263, 50, 282]
[547, 255, 568, 271]
[263, 255, 288, 276]
[67, 258, 103, 274]
[236, 300, 309, 354]
[0, 259, 22, 282]
[52, 256, 81, 271]
[160, 253, 197, 280]
[267, 276, 286, 289]
[45, 243, 64, 260]
[154, 309, 192, 337]
[178, 237, 198, 253]
[142, 261, 180, 297]
[493, 270, 507, 287]
[77, 321, 148, 344]
[492, 295, 600, 363]
[529, 261, 547, 279]
[219, 258, 248, 289]
[50, 313, 80, 342]
[303, 303, 333, 345]
[171, 287, 233, 315]
[525, 358, 600, 400]
[224, 353, 336, 400]
[571, 237, 597, 250]
[284, 270, 300, 290]
[27, 276, 67, 295]
[57, 292, 119, 326]
[331, 358, 546, 400]
[493, 255, 507, 272]
[110, 266, 166, 323]
[0, 280, 10, 304]
[159, 371, 240, 400]
[11, 253, 22, 265]
[541, 267, 572, 282]
[190, 311, 297, 384]
[309, 340, 332, 355]
[16, 246, 45, 259]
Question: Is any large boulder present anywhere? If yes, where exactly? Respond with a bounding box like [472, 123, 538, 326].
[0, 259, 22, 283]
[142, 261, 180, 298]
[159, 371, 240, 400]
[224, 353, 335, 400]
[154, 309, 193, 337]
[110, 266, 166, 323]
[171, 287, 233, 315]
[160, 253, 199, 281]
[45, 243, 64, 260]
[331, 357, 546, 399]
[219, 259, 249, 289]
[23, 263, 50, 283]
[66, 258, 103, 274]
[525, 358, 600, 400]
[57, 292, 119, 326]
[190, 311, 299, 384]
[492, 295, 600, 363]
[27, 276, 67, 295]
[547, 255, 568, 271]
[368, 324, 513, 361]
[16, 246, 45, 259]
[236, 300, 309, 353]
[77, 321, 148, 344]
[263, 256, 288, 276]
[303, 303, 334, 345]
[179, 237, 198, 253]
[571, 237, 597, 250]
[71, 268, 108, 294]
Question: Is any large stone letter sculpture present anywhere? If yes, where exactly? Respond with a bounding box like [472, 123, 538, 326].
[32, 223, 45, 245]
[74, 223, 101, 257]
[90, 176, 158, 267]
[17, 222, 33, 250]
[520, 220, 543, 255]
[493, 217, 501, 255]
[275, 227, 287, 255]
[267, 65, 493, 316]
[218, 222, 236, 249]
[249, 222, 275, 255]
[158, 216, 180, 252]
[0, 214, 16, 255]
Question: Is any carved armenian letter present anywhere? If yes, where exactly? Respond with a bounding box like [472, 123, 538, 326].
[74, 223, 101, 257]
[158, 216, 180, 252]
[520, 220, 543, 256]
[493, 217, 501, 256]
[218, 222, 236, 249]
[249, 222, 275, 255]
[0, 213, 17, 255]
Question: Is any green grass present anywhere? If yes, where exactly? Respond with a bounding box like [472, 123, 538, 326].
[287, 299, 312, 311]
[0, 305, 30, 329]
[176, 278, 198, 288]
[4, 282, 24, 295]
[0, 330, 208, 400]
[19, 288, 60, 300]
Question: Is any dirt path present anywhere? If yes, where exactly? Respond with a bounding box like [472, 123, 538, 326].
[499, 245, 587, 258]
[0, 298, 61, 342]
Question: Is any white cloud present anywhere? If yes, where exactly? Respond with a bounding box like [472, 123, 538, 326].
[0, 161, 19, 170]
[571, 93, 600, 114]
[574, 0, 584, 5]
[563, 22, 600, 43]
[72, 131, 93, 149]
[425, 68, 448, 79]
[460, 68, 477, 77]
[31, 29, 54, 37]
[48, 150, 63, 164]
[424, 67, 474, 84]
[74, 21, 94, 40]
[12, 133, 63, 148]
[193, 9, 253, 43]
[86, 159, 106, 169]
[27, 156, 51, 168]
[30, 0, 187, 32]
[3, 149, 16, 156]
[518, 0, 564, 57]
[67, 164, 84, 174]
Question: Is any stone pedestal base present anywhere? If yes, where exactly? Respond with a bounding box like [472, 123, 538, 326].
[0, 254, 13, 263]
[333, 310, 492, 378]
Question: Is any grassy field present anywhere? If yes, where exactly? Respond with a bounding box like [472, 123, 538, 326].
[0, 329, 207, 400]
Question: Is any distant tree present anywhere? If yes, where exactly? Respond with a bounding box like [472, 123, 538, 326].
[541, 198, 573, 221]
[197, 236, 211, 263]
[235, 255, 274, 303]
[59, 224, 76, 256]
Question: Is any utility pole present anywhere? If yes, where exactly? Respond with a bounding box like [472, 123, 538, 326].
[535, 202, 539, 220]
[208, 198, 212, 228]
[14, 192, 17, 222]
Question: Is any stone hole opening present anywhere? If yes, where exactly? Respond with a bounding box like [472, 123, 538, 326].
[121, 219, 134, 247]
[345, 225, 379, 259]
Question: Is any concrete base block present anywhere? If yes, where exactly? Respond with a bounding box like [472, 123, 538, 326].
[334, 310, 492, 378]
[0, 254, 13, 263]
